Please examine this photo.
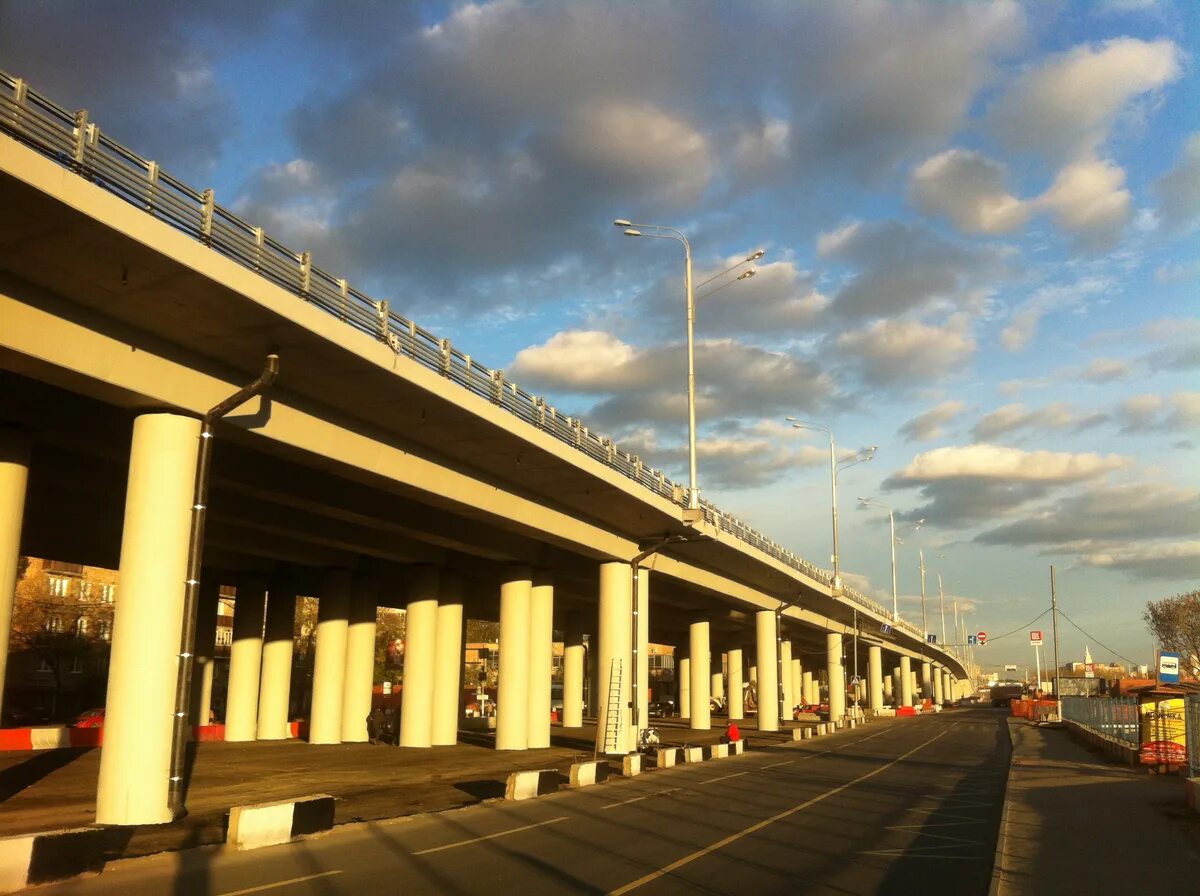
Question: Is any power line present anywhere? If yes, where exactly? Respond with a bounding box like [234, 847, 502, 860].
[983, 608, 1053, 644]
[1057, 608, 1141, 668]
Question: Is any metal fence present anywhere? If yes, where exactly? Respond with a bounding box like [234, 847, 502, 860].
[1060, 695, 1139, 747]
[0, 69, 948, 658]
[1187, 695, 1199, 777]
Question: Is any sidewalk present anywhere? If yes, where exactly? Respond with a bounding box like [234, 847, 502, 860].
[994, 718, 1200, 895]
[0, 715, 811, 859]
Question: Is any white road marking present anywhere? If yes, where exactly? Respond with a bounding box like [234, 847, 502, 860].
[219, 871, 343, 896]
[601, 788, 681, 810]
[412, 816, 569, 855]
[761, 760, 794, 769]
[698, 771, 749, 786]
[607, 726, 951, 896]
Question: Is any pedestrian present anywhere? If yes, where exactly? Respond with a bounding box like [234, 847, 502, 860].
[721, 720, 740, 744]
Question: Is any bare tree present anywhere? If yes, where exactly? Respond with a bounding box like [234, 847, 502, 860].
[1144, 590, 1200, 677]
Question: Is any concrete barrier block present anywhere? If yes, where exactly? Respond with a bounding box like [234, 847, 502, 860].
[569, 761, 610, 788]
[791, 728, 803, 741]
[682, 746, 704, 764]
[0, 826, 136, 891]
[817, 723, 829, 735]
[655, 748, 679, 769]
[801, 727, 814, 740]
[228, 794, 334, 850]
[706, 743, 729, 760]
[622, 754, 642, 777]
[0, 835, 35, 893]
[504, 770, 561, 801]
[731, 739, 745, 755]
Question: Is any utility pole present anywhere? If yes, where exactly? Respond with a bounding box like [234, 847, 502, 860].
[938, 574, 947, 648]
[1050, 565, 1062, 705]
[852, 609, 859, 710]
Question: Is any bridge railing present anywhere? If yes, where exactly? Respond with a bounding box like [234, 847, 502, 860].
[0, 70, 950, 659]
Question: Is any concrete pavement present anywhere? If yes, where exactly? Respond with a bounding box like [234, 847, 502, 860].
[994, 717, 1200, 895]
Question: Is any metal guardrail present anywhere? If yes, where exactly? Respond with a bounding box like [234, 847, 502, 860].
[0, 69, 952, 659]
[1187, 694, 1199, 778]
[1060, 695, 1139, 748]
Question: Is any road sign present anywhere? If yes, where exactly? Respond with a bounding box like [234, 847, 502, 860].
[849, 675, 862, 685]
[1005, 664, 1017, 672]
[880, 623, 893, 635]
[1159, 651, 1181, 684]
[926, 633, 937, 644]
[977, 631, 988, 646]
[967, 634, 977, 646]
[1029, 630, 1043, 646]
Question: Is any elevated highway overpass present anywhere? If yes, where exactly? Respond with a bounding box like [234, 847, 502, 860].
[0, 71, 967, 825]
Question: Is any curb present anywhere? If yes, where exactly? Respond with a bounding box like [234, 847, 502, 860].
[227, 794, 336, 851]
[0, 825, 129, 892]
[989, 719, 1017, 896]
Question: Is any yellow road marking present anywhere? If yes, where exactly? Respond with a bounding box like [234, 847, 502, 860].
[606, 728, 950, 896]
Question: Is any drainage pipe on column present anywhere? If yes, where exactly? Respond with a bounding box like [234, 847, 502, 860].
[168, 354, 279, 819]
[629, 533, 708, 745]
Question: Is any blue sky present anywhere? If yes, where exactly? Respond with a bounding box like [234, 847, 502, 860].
[2, 0, 1197, 673]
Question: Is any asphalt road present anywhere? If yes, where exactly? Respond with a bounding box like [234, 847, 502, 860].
[39, 708, 1010, 896]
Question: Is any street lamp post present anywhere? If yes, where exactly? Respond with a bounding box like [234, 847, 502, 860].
[858, 497, 899, 620]
[614, 220, 761, 522]
[786, 419, 875, 593]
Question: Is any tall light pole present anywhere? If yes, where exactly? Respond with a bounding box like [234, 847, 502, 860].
[614, 220, 761, 523]
[786, 419, 875, 593]
[857, 497, 898, 620]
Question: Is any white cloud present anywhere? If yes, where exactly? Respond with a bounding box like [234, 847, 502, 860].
[1116, 391, 1200, 433]
[988, 37, 1182, 162]
[890, 444, 1129, 484]
[817, 221, 861, 257]
[909, 149, 1028, 234]
[897, 401, 967, 442]
[1000, 276, 1113, 352]
[1155, 132, 1200, 233]
[837, 316, 975, 385]
[970, 403, 1096, 440]
[1082, 541, 1200, 580]
[1034, 157, 1132, 250]
[1079, 358, 1131, 383]
[509, 330, 638, 392]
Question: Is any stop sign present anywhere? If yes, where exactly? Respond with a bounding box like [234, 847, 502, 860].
[977, 631, 987, 645]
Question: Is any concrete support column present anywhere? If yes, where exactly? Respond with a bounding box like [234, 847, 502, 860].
[0, 430, 30, 723]
[779, 640, 793, 719]
[791, 658, 803, 712]
[595, 562, 631, 754]
[689, 620, 711, 730]
[755, 611, 779, 732]
[497, 567, 533, 750]
[678, 654, 691, 719]
[727, 647, 744, 720]
[225, 576, 268, 742]
[634, 567, 650, 732]
[868, 645, 884, 713]
[711, 660, 725, 705]
[432, 573, 464, 746]
[562, 612, 585, 728]
[933, 665, 944, 705]
[527, 571, 553, 749]
[257, 584, 296, 740]
[189, 576, 221, 726]
[826, 632, 846, 723]
[341, 573, 378, 743]
[944, 670, 954, 703]
[910, 670, 919, 701]
[398, 567, 439, 748]
[921, 660, 932, 701]
[96, 413, 199, 825]
[802, 670, 815, 706]
[310, 569, 351, 744]
[900, 656, 913, 707]
[884, 668, 894, 703]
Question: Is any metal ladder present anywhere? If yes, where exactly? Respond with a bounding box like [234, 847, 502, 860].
[601, 658, 624, 754]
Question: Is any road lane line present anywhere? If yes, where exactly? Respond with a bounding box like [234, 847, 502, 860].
[601, 788, 681, 810]
[606, 727, 950, 896]
[219, 871, 343, 895]
[412, 816, 569, 855]
[761, 760, 794, 769]
[698, 771, 748, 786]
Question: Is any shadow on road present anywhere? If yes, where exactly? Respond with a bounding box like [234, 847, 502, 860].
[0, 746, 94, 803]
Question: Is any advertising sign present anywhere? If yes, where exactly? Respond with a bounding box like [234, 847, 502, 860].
[1029, 630, 1043, 646]
[1158, 651, 1181, 684]
[1138, 695, 1187, 765]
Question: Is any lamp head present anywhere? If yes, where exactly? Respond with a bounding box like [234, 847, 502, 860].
[623, 228, 642, 237]
[736, 269, 756, 281]
[613, 219, 632, 227]
[748, 249, 765, 261]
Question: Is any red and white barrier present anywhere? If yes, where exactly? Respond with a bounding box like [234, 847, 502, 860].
[0, 723, 232, 752]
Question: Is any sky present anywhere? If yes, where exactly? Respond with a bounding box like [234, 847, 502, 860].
[1, 0, 1197, 675]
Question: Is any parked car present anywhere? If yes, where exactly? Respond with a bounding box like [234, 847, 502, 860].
[71, 708, 105, 728]
[647, 700, 674, 718]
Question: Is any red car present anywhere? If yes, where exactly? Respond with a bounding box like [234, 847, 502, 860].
[71, 708, 105, 728]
